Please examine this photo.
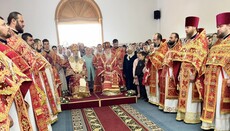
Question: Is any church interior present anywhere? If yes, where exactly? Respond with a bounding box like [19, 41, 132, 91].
[0, 0, 230, 131]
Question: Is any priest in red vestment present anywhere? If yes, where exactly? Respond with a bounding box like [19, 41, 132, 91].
[6, 12, 58, 128]
[97, 42, 122, 96]
[201, 12, 230, 131]
[159, 33, 182, 112]
[173, 16, 208, 124]
[92, 44, 103, 92]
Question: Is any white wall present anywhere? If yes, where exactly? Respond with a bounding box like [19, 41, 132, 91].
[0, 0, 158, 46]
[0, 0, 60, 45]
[1, 0, 229, 45]
[157, 0, 230, 39]
[96, 0, 158, 44]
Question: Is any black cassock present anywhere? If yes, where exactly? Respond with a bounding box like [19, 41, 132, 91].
[123, 53, 137, 91]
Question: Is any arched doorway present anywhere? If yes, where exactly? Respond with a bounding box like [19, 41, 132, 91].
[55, 0, 103, 47]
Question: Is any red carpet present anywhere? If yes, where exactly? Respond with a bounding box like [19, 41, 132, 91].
[61, 92, 137, 110]
[84, 106, 130, 131]
[71, 104, 163, 131]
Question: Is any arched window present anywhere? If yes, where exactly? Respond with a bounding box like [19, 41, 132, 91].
[55, 0, 103, 47]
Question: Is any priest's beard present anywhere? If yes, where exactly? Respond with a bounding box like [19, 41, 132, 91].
[167, 40, 176, 48]
[36, 49, 42, 53]
[5, 33, 11, 39]
[0, 31, 11, 39]
[154, 42, 160, 48]
[15, 21, 24, 33]
[186, 29, 196, 39]
[217, 32, 226, 39]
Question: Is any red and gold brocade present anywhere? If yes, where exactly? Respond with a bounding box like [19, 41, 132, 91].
[66, 56, 90, 99]
[143, 58, 157, 94]
[0, 43, 30, 97]
[14, 90, 33, 131]
[7, 31, 47, 72]
[0, 42, 51, 130]
[97, 52, 122, 96]
[111, 47, 126, 86]
[172, 29, 208, 113]
[111, 47, 126, 70]
[147, 42, 168, 97]
[41, 50, 65, 84]
[41, 50, 65, 96]
[178, 62, 201, 112]
[0, 51, 32, 131]
[159, 41, 182, 108]
[6, 32, 57, 129]
[149, 42, 169, 70]
[172, 29, 208, 77]
[201, 36, 230, 123]
[92, 53, 103, 92]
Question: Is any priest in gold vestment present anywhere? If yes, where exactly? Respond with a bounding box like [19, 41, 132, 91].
[66, 44, 90, 99]
[159, 33, 182, 112]
[0, 51, 33, 131]
[0, 14, 53, 131]
[6, 12, 58, 127]
[147, 33, 168, 105]
[201, 12, 230, 131]
[174, 16, 208, 124]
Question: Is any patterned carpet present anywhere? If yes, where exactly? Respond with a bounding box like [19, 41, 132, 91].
[71, 104, 163, 131]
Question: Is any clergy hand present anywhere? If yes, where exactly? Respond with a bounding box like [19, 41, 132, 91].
[190, 75, 195, 83]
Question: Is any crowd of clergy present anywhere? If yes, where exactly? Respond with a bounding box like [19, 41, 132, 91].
[0, 11, 229, 131]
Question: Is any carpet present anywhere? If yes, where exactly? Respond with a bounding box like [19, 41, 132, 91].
[71, 104, 163, 131]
